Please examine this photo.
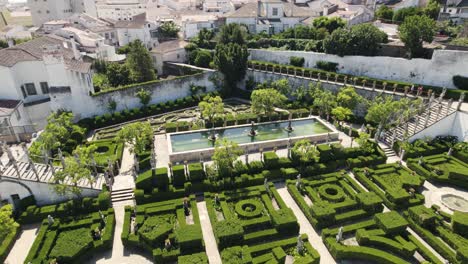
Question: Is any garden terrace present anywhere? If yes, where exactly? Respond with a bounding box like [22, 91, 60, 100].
[404, 205, 468, 264]
[0, 223, 19, 263]
[248, 60, 468, 102]
[393, 136, 456, 160]
[407, 154, 468, 189]
[24, 208, 115, 263]
[322, 211, 444, 264]
[87, 139, 124, 170]
[353, 163, 426, 210]
[286, 171, 384, 229]
[121, 195, 207, 263]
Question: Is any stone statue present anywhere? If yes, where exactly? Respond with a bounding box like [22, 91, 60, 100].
[264, 178, 271, 196]
[400, 149, 406, 160]
[214, 193, 220, 205]
[74, 153, 81, 166]
[447, 148, 453, 156]
[336, 226, 344, 242]
[183, 197, 190, 216]
[48, 215, 54, 226]
[296, 174, 302, 190]
[297, 235, 304, 255]
[418, 156, 424, 165]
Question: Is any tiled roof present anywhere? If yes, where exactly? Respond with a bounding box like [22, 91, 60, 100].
[151, 40, 189, 54]
[225, 2, 312, 18]
[114, 13, 147, 28]
[0, 36, 91, 73]
[0, 99, 21, 116]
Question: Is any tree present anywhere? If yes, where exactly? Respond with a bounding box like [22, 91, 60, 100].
[355, 133, 375, 154]
[107, 99, 117, 113]
[423, 0, 440, 20]
[195, 28, 215, 48]
[291, 139, 319, 168]
[313, 17, 346, 33]
[218, 24, 247, 45]
[331, 106, 352, 122]
[398, 15, 436, 58]
[135, 88, 152, 106]
[312, 88, 337, 120]
[0, 40, 8, 49]
[116, 122, 153, 155]
[73, 144, 98, 165]
[376, 5, 394, 21]
[194, 50, 212, 68]
[337, 86, 363, 110]
[106, 62, 131, 87]
[255, 79, 291, 95]
[0, 205, 18, 241]
[365, 96, 420, 130]
[323, 28, 350, 56]
[51, 157, 94, 198]
[251, 88, 287, 116]
[159, 21, 179, 38]
[213, 43, 249, 95]
[212, 138, 243, 178]
[199, 95, 224, 126]
[393, 7, 422, 23]
[126, 40, 157, 83]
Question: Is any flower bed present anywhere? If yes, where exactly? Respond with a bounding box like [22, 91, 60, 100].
[353, 163, 425, 210]
[121, 195, 207, 263]
[287, 171, 383, 228]
[406, 154, 468, 190]
[24, 208, 115, 263]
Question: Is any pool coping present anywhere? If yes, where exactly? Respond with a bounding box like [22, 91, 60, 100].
[166, 116, 339, 164]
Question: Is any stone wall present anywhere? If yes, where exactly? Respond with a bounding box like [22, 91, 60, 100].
[249, 49, 468, 89]
[409, 111, 468, 142]
[51, 70, 219, 119]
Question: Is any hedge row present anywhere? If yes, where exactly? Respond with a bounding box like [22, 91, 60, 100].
[24, 208, 115, 263]
[0, 225, 20, 263]
[393, 136, 455, 160]
[19, 186, 111, 224]
[79, 92, 219, 130]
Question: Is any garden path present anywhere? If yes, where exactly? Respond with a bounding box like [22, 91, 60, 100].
[88, 204, 153, 264]
[5, 223, 40, 264]
[197, 201, 222, 264]
[154, 134, 170, 168]
[422, 181, 468, 214]
[274, 182, 336, 264]
[113, 144, 136, 191]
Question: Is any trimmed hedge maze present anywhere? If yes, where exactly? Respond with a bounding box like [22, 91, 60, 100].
[121, 195, 207, 263]
[322, 211, 443, 264]
[0, 224, 19, 263]
[353, 163, 426, 210]
[205, 184, 320, 264]
[287, 171, 384, 228]
[407, 154, 468, 189]
[405, 205, 468, 264]
[24, 208, 115, 264]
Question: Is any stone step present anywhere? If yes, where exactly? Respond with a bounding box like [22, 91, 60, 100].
[111, 195, 134, 203]
[111, 188, 134, 195]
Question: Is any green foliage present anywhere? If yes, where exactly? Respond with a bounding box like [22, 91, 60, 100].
[136, 170, 154, 192]
[212, 139, 244, 177]
[312, 85, 337, 118]
[393, 7, 422, 23]
[0, 205, 18, 242]
[408, 205, 437, 228]
[139, 214, 174, 246]
[49, 228, 93, 262]
[218, 23, 247, 45]
[376, 5, 394, 20]
[92, 73, 110, 91]
[176, 225, 204, 253]
[195, 28, 215, 49]
[323, 24, 388, 56]
[172, 165, 186, 187]
[214, 43, 249, 95]
[356, 192, 383, 212]
[251, 88, 287, 115]
[312, 17, 346, 33]
[51, 157, 94, 198]
[423, 0, 441, 20]
[194, 49, 212, 68]
[331, 106, 352, 122]
[106, 62, 131, 87]
[453, 75, 468, 90]
[159, 21, 180, 38]
[188, 163, 204, 182]
[355, 133, 375, 154]
[316, 61, 338, 72]
[375, 211, 409, 235]
[155, 167, 169, 190]
[126, 40, 157, 82]
[292, 139, 319, 166]
[199, 95, 224, 125]
[264, 152, 280, 169]
[116, 121, 153, 155]
[398, 15, 436, 58]
[452, 212, 468, 238]
[135, 88, 152, 106]
[290, 56, 305, 67]
[178, 252, 208, 263]
[336, 86, 363, 110]
[214, 219, 244, 249]
[221, 246, 248, 263]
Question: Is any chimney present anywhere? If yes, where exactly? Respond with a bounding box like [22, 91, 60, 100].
[257, 0, 261, 17]
[69, 35, 81, 60]
[323, 6, 329, 16]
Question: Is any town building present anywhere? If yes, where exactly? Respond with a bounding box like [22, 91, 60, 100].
[27, 0, 97, 26]
[150, 39, 188, 74]
[440, 0, 468, 24]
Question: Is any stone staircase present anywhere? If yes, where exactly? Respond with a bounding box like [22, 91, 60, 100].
[382, 102, 457, 146]
[380, 144, 398, 158]
[111, 188, 134, 204]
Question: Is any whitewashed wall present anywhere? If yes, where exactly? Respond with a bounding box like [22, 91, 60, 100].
[51, 70, 218, 118]
[0, 179, 100, 207]
[409, 111, 468, 142]
[249, 49, 468, 89]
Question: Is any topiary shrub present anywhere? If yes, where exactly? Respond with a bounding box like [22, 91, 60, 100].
[356, 192, 383, 213]
[316, 61, 338, 72]
[136, 170, 154, 192]
[375, 211, 408, 235]
[188, 163, 204, 182]
[214, 219, 244, 249]
[290, 56, 305, 67]
[155, 167, 169, 190]
[452, 211, 468, 238]
[172, 165, 186, 187]
[234, 199, 264, 219]
[263, 152, 279, 169]
[317, 184, 346, 203]
[311, 201, 336, 224]
[453, 75, 468, 90]
[408, 205, 437, 229]
[175, 225, 204, 254]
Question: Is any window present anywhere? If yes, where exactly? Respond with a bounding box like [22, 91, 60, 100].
[272, 8, 278, 16]
[25, 83, 37, 95]
[40, 82, 49, 94]
[20, 85, 27, 98]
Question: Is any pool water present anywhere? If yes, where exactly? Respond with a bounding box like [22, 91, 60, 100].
[170, 119, 331, 153]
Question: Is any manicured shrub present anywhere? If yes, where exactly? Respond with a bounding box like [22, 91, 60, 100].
[97, 190, 111, 210]
[356, 192, 383, 213]
[176, 225, 204, 254]
[408, 205, 437, 229]
[178, 252, 208, 264]
[136, 170, 154, 192]
[188, 163, 204, 182]
[375, 211, 408, 235]
[318, 144, 333, 163]
[172, 165, 186, 187]
[263, 152, 279, 169]
[48, 228, 93, 262]
[452, 211, 468, 238]
[290, 56, 305, 67]
[155, 167, 169, 190]
[316, 61, 338, 72]
[310, 202, 336, 223]
[248, 161, 264, 174]
[214, 219, 244, 249]
[453, 75, 468, 90]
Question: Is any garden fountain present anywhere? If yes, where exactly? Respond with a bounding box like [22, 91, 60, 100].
[248, 121, 257, 137]
[441, 194, 468, 213]
[285, 119, 294, 132]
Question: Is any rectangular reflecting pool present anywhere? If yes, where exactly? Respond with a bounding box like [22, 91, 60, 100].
[169, 118, 332, 153]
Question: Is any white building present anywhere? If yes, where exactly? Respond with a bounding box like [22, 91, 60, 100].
[0, 36, 93, 132]
[225, 0, 311, 34]
[27, 0, 97, 26]
[440, 0, 468, 24]
[203, 0, 235, 13]
[179, 12, 221, 39]
[150, 39, 188, 74]
[95, 0, 148, 21]
[107, 13, 159, 48]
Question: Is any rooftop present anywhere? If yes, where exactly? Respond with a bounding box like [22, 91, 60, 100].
[151, 39, 189, 54]
[0, 99, 21, 116]
[225, 2, 313, 18]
